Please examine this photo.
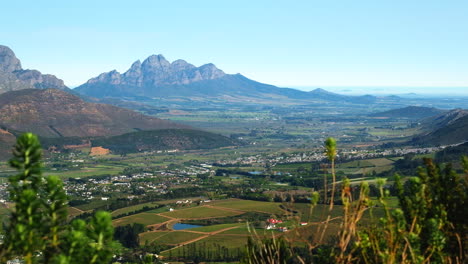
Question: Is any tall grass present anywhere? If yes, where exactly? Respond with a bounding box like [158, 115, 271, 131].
[243, 138, 467, 264]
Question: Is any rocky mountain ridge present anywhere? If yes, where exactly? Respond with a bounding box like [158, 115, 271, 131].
[75, 54, 382, 104]
[87, 54, 225, 88]
[0, 45, 67, 93]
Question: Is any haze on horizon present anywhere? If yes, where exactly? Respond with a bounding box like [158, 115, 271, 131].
[1, 0, 467, 95]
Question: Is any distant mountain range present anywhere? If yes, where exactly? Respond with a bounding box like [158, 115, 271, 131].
[74, 53, 381, 104]
[0, 44, 393, 105]
[0, 45, 67, 94]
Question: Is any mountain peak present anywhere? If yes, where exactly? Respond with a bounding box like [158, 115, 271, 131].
[130, 60, 142, 69]
[310, 88, 333, 94]
[0, 45, 67, 94]
[171, 59, 195, 70]
[0, 45, 22, 72]
[199, 63, 225, 79]
[142, 54, 170, 69]
[78, 54, 228, 95]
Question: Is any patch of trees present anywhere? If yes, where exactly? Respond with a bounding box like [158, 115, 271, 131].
[435, 142, 468, 163]
[113, 204, 164, 219]
[114, 223, 145, 248]
[169, 242, 243, 263]
[182, 212, 271, 227]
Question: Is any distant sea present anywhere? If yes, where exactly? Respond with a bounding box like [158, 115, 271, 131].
[290, 86, 468, 97]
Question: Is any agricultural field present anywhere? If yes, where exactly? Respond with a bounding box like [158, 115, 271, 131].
[0, 205, 11, 228]
[160, 234, 249, 259]
[111, 201, 162, 217]
[336, 158, 395, 175]
[140, 231, 173, 244]
[209, 199, 284, 215]
[219, 225, 274, 235]
[145, 231, 205, 245]
[160, 206, 243, 219]
[112, 213, 170, 227]
[45, 164, 126, 178]
[68, 207, 84, 218]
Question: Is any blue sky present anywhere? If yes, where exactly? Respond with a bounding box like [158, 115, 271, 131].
[1, 0, 467, 94]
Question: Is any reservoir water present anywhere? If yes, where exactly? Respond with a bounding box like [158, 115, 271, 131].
[173, 223, 202, 230]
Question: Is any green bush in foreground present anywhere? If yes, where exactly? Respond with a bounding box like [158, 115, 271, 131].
[0, 133, 118, 264]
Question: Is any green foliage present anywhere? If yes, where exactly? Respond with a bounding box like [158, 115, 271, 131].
[462, 155, 468, 173]
[91, 129, 238, 154]
[114, 223, 146, 248]
[241, 236, 292, 264]
[0, 133, 118, 264]
[356, 158, 467, 263]
[324, 137, 337, 162]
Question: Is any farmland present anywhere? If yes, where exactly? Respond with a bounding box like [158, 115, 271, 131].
[112, 213, 170, 227]
[160, 206, 244, 219]
[0, 99, 462, 263]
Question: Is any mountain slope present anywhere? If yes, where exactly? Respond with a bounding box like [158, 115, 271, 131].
[369, 106, 446, 119]
[410, 109, 468, 146]
[0, 45, 67, 93]
[421, 108, 468, 129]
[0, 89, 187, 138]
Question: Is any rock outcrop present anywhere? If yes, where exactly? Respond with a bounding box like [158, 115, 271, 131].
[85, 54, 225, 89]
[0, 45, 67, 94]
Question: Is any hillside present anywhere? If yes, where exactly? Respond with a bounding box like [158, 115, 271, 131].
[90, 129, 238, 154]
[369, 106, 446, 119]
[410, 109, 468, 146]
[0, 89, 187, 138]
[421, 108, 468, 130]
[435, 141, 468, 163]
[0, 128, 16, 160]
[0, 45, 67, 94]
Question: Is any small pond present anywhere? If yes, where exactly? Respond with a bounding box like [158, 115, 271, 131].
[173, 223, 202, 230]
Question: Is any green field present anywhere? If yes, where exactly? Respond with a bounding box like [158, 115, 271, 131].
[139, 231, 172, 244]
[45, 164, 125, 178]
[112, 213, 170, 227]
[161, 234, 249, 258]
[74, 200, 111, 211]
[111, 201, 162, 217]
[160, 206, 242, 219]
[210, 199, 284, 215]
[219, 225, 274, 235]
[289, 203, 345, 222]
[68, 207, 83, 218]
[141, 231, 205, 245]
[0, 206, 11, 228]
[336, 158, 394, 175]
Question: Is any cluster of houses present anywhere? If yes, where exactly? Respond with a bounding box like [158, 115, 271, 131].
[266, 218, 288, 232]
[265, 218, 308, 232]
[63, 172, 198, 201]
[215, 144, 452, 169]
